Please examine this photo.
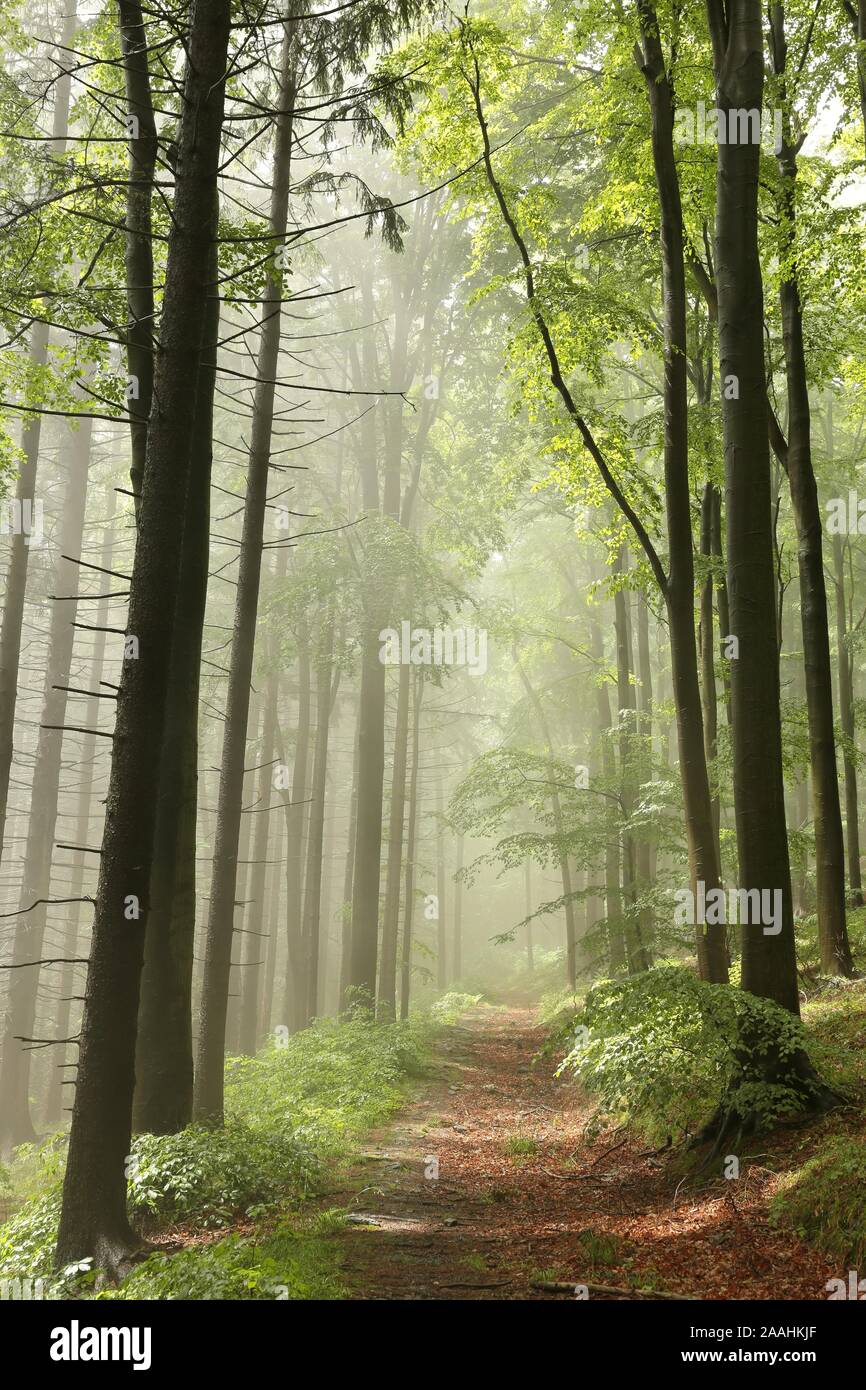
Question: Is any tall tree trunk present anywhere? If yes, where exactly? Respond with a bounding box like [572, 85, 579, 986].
[699, 483, 721, 843]
[833, 532, 863, 905]
[348, 629, 386, 1004]
[842, 0, 866, 160]
[238, 672, 278, 1055]
[227, 742, 256, 1056]
[0, 324, 48, 872]
[346, 275, 386, 1006]
[117, 0, 156, 515]
[769, 3, 852, 976]
[318, 783, 336, 1015]
[453, 833, 464, 981]
[635, 4, 727, 983]
[301, 618, 336, 1027]
[524, 857, 534, 971]
[593, 614, 626, 971]
[613, 565, 646, 975]
[259, 811, 283, 1043]
[43, 486, 117, 1129]
[399, 674, 423, 1020]
[635, 591, 655, 963]
[259, 812, 284, 1042]
[436, 778, 447, 988]
[515, 657, 577, 988]
[194, 25, 298, 1122]
[704, 0, 798, 1012]
[0, 7, 76, 866]
[0, 416, 91, 1150]
[339, 711, 360, 1010]
[55, 0, 232, 1273]
[281, 630, 311, 1030]
[378, 661, 411, 1019]
[133, 260, 218, 1133]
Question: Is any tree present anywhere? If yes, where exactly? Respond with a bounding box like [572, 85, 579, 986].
[55, 0, 233, 1274]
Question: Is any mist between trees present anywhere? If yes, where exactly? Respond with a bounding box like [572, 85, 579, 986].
[0, 0, 863, 1296]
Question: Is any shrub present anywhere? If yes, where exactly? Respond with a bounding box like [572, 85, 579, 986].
[225, 1012, 429, 1154]
[428, 991, 482, 1023]
[98, 1225, 344, 1301]
[0, 1186, 61, 1280]
[557, 965, 818, 1145]
[0, 1012, 431, 1294]
[127, 1124, 318, 1228]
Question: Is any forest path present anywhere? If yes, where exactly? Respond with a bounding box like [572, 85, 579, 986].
[331, 1005, 835, 1300]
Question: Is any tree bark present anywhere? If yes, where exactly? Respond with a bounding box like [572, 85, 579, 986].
[238, 672, 278, 1056]
[635, 4, 727, 983]
[133, 250, 218, 1133]
[281, 629, 311, 1031]
[769, 3, 852, 976]
[592, 613, 626, 971]
[348, 628, 386, 1005]
[300, 618, 336, 1027]
[378, 661, 411, 1019]
[833, 532, 863, 905]
[436, 778, 447, 988]
[453, 833, 464, 981]
[42, 487, 117, 1129]
[55, 0, 232, 1273]
[0, 416, 91, 1150]
[399, 673, 423, 1020]
[339, 711, 360, 1010]
[117, 0, 157, 516]
[194, 23, 298, 1123]
[703, 0, 798, 1011]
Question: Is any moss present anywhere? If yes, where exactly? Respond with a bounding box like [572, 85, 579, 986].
[769, 1136, 866, 1268]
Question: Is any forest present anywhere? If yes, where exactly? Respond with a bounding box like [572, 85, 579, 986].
[0, 0, 865, 1334]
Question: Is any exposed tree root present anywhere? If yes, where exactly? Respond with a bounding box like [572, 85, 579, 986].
[55, 1219, 153, 1287]
[691, 1037, 845, 1169]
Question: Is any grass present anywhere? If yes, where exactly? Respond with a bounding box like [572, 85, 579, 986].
[0, 1010, 434, 1298]
[504, 1135, 538, 1159]
[769, 1136, 866, 1270]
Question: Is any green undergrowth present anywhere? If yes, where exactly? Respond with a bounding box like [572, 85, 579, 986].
[0, 1011, 432, 1297]
[795, 905, 866, 984]
[769, 1136, 866, 1270]
[552, 961, 866, 1272]
[427, 990, 483, 1023]
[554, 964, 846, 1148]
[98, 1217, 346, 1301]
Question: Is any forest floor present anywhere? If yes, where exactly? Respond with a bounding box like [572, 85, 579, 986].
[328, 1004, 838, 1300]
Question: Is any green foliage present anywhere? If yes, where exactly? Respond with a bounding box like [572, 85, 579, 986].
[504, 1135, 538, 1158]
[770, 1137, 866, 1268]
[578, 1229, 620, 1269]
[97, 1225, 344, 1302]
[428, 991, 482, 1023]
[0, 1013, 430, 1293]
[0, 1186, 61, 1280]
[226, 1013, 429, 1156]
[558, 966, 816, 1144]
[127, 1125, 318, 1229]
[537, 983, 584, 1027]
[796, 906, 866, 985]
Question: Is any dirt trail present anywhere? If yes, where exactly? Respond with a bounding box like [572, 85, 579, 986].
[333, 1005, 836, 1300]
